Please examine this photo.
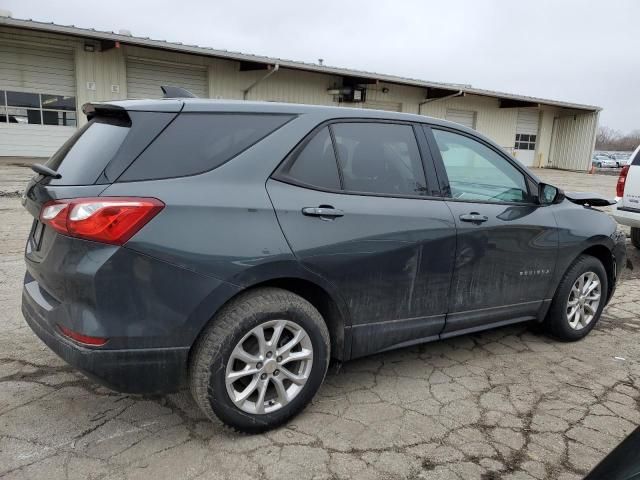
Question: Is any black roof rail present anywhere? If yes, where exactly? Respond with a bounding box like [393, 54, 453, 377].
[161, 85, 197, 98]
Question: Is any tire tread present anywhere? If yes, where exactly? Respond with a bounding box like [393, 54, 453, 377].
[543, 254, 607, 341]
[189, 287, 330, 432]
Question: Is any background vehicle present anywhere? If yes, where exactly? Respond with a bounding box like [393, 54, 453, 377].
[610, 152, 632, 168]
[21, 95, 626, 432]
[612, 145, 640, 248]
[592, 153, 617, 168]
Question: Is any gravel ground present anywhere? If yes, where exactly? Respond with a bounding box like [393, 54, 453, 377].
[1, 164, 639, 480]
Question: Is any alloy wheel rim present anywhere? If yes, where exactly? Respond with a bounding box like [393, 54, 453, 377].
[225, 320, 313, 414]
[566, 271, 601, 330]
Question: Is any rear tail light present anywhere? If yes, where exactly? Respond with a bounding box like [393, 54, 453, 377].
[58, 324, 108, 346]
[40, 197, 164, 245]
[616, 165, 630, 198]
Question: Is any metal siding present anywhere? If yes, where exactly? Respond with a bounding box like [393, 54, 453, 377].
[0, 42, 75, 96]
[243, 68, 341, 106]
[74, 47, 128, 129]
[516, 109, 539, 134]
[361, 100, 402, 112]
[549, 113, 598, 171]
[0, 26, 600, 166]
[126, 58, 208, 99]
[445, 108, 476, 129]
[536, 108, 557, 167]
[0, 17, 601, 113]
[421, 95, 518, 150]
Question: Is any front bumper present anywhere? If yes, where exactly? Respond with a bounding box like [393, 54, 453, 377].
[22, 278, 189, 394]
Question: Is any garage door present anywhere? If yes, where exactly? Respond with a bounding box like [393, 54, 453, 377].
[514, 109, 539, 167]
[445, 109, 476, 129]
[126, 58, 208, 99]
[0, 43, 77, 157]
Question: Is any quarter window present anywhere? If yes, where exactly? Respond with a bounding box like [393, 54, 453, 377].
[121, 113, 294, 181]
[432, 129, 530, 203]
[0, 90, 77, 126]
[331, 123, 427, 196]
[285, 127, 340, 190]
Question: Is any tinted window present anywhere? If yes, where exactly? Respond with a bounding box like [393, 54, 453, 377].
[432, 129, 530, 203]
[286, 127, 340, 190]
[44, 118, 130, 185]
[331, 123, 427, 196]
[7, 91, 40, 108]
[121, 113, 293, 181]
[1, 91, 77, 127]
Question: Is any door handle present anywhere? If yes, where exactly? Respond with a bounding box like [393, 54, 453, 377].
[302, 206, 344, 218]
[459, 212, 488, 223]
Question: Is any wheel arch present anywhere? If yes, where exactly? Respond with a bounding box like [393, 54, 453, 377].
[579, 244, 615, 303]
[246, 277, 348, 360]
[189, 272, 351, 363]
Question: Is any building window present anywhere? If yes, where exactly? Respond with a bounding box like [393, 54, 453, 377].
[515, 133, 536, 150]
[0, 90, 77, 126]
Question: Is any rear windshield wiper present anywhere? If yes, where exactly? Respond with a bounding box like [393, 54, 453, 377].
[31, 164, 62, 179]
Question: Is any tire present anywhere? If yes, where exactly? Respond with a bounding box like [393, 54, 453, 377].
[631, 227, 640, 249]
[543, 255, 608, 341]
[596, 162, 601, 168]
[189, 287, 330, 433]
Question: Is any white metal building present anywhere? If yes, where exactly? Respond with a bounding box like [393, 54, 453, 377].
[0, 14, 600, 170]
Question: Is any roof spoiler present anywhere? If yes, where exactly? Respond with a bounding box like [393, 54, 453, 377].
[161, 85, 197, 98]
[82, 102, 130, 123]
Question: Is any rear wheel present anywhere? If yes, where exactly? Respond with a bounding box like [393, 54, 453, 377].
[631, 227, 640, 249]
[189, 287, 330, 433]
[543, 255, 607, 341]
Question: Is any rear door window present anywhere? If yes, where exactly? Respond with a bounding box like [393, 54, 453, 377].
[119, 113, 294, 181]
[331, 122, 428, 196]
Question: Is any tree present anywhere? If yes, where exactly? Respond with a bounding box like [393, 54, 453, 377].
[595, 126, 640, 152]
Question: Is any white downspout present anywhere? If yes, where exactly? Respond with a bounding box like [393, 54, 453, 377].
[243, 64, 280, 100]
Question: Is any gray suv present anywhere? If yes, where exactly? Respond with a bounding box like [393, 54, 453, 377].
[22, 96, 626, 432]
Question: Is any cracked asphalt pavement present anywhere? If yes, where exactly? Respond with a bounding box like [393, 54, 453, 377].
[1, 162, 639, 480]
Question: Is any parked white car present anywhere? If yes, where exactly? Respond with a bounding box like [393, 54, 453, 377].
[612, 144, 640, 248]
[592, 154, 617, 168]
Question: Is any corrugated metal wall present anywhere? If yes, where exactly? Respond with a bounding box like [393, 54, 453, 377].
[126, 57, 208, 99]
[549, 112, 599, 171]
[536, 108, 557, 167]
[421, 95, 519, 149]
[0, 25, 599, 165]
[0, 28, 78, 156]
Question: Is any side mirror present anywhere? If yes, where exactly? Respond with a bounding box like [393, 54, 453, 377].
[538, 183, 564, 205]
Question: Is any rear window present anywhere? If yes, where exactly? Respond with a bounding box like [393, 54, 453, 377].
[632, 147, 640, 166]
[44, 118, 130, 185]
[119, 113, 294, 181]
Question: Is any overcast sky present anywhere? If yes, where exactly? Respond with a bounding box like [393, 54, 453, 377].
[3, 0, 638, 132]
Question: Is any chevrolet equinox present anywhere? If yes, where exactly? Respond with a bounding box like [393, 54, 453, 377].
[22, 95, 626, 432]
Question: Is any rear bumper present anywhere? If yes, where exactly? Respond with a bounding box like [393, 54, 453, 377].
[22, 282, 189, 393]
[611, 205, 640, 229]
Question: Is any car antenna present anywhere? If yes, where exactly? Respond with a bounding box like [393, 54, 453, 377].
[160, 86, 197, 98]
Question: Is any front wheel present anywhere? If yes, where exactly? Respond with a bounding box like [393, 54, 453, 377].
[543, 255, 608, 341]
[189, 287, 330, 433]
